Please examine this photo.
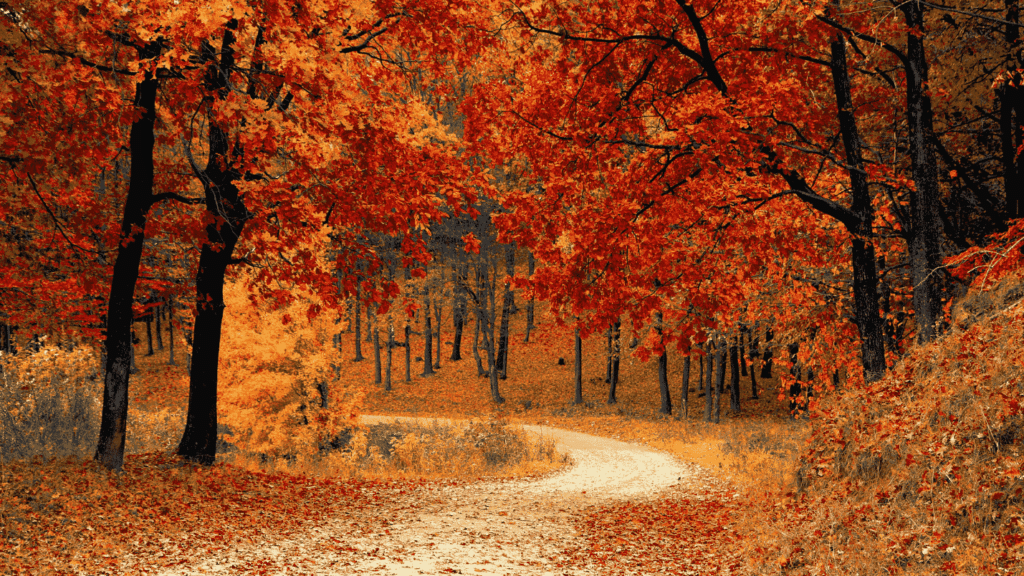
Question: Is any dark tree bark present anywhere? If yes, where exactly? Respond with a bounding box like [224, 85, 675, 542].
[729, 339, 740, 414]
[451, 262, 468, 360]
[738, 331, 747, 376]
[760, 327, 774, 378]
[712, 339, 726, 424]
[608, 319, 620, 404]
[167, 295, 177, 366]
[830, 33, 887, 381]
[95, 70, 160, 471]
[573, 325, 583, 405]
[404, 323, 412, 382]
[605, 325, 613, 384]
[422, 288, 435, 377]
[385, 317, 394, 391]
[433, 293, 442, 369]
[372, 320, 382, 385]
[900, 2, 947, 343]
[144, 312, 154, 356]
[704, 341, 715, 421]
[656, 312, 671, 415]
[524, 251, 536, 343]
[177, 23, 252, 466]
[154, 302, 163, 350]
[495, 246, 515, 380]
[353, 287, 365, 361]
[677, 353, 691, 421]
[475, 262, 503, 403]
[473, 311, 485, 376]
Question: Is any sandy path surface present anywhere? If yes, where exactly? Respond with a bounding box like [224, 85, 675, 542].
[139, 415, 719, 576]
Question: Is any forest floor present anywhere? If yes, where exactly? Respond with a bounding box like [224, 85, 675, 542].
[119, 416, 739, 576]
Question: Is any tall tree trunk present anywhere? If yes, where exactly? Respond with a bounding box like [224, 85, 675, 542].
[372, 319, 382, 385]
[167, 295, 176, 366]
[145, 312, 154, 356]
[404, 324, 412, 382]
[433, 294, 442, 369]
[677, 353, 691, 421]
[451, 262, 468, 360]
[473, 311, 485, 376]
[738, 330, 747, 376]
[495, 246, 515, 380]
[831, 33, 888, 382]
[704, 340, 715, 422]
[353, 289, 365, 362]
[385, 316, 394, 391]
[95, 72, 159, 471]
[760, 327, 774, 378]
[656, 312, 671, 415]
[1002, 0, 1023, 220]
[608, 319, 620, 404]
[729, 338, 740, 414]
[155, 302, 163, 350]
[900, 2, 947, 343]
[524, 251, 536, 343]
[422, 287, 435, 377]
[573, 325, 583, 405]
[712, 338, 725, 424]
[476, 263, 503, 403]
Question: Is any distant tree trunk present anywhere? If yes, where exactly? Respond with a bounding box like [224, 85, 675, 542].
[605, 326, 613, 384]
[155, 302, 164, 350]
[422, 288, 435, 377]
[703, 341, 715, 421]
[738, 330, 746, 376]
[385, 317, 394, 391]
[167, 296, 176, 366]
[608, 319, 620, 404]
[365, 305, 373, 343]
[697, 346, 705, 396]
[747, 327, 758, 399]
[788, 341, 802, 415]
[729, 339, 741, 414]
[476, 262, 503, 403]
[573, 325, 583, 405]
[130, 331, 139, 374]
[404, 324, 412, 382]
[760, 327, 774, 378]
[656, 312, 671, 415]
[495, 245, 515, 379]
[145, 312, 154, 356]
[677, 353, 691, 421]
[473, 313, 485, 376]
[712, 339, 726, 424]
[353, 291, 365, 362]
[524, 251, 536, 343]
[433, 295, 442, 370]
[372, 319, 382, 385]
[451, 262, 468, 360]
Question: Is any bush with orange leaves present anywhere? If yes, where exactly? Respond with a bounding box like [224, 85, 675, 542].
[217, 280, 364, 461]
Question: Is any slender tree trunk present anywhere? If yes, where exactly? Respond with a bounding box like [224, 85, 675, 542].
[729, 339, 740, 414]
[145, 313, 154, 356]
[95, 72, 159, 471]
[677, 353, 691, 421]
[738, 330, 747, 376]
[372, 320, 382, 385]
[433, 295, 442, 369]
[385, 317, 393, 392]
[761, 327, 774, 378]
[495, 246, 515, 379]
[524, 251, 535, 343]
[473, 312, 485, 376]
[608, 319, 620, 404]
[712, 339, 725, 424]
[656, 312, 671, 415]
[451, 262, 467, 360]
[477, 263, 503, 403]
[353, 289, 365, 362]
[704, 340, 715, 422]
[422, 288, 435, 377]
[167, 295, 176, 366]
[605, 325, 613, 384]
[155, 302, 163, 350]
[573, 325, 583, 405]
[404, 324, 412, 382]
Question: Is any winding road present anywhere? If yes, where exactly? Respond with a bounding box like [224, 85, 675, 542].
[142, 416, 719, 576]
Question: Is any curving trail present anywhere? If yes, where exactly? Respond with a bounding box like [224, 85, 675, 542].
[139, 416, 721, 576]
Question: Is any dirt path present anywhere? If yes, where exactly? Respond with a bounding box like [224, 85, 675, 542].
[142, 416, 721, 576]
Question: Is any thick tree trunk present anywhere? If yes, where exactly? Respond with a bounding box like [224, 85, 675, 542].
[901, 3, 947, 343]
[831, 33, 888, 382]
[95, 73, 159, 472]
[1002, 0, 1023, 220]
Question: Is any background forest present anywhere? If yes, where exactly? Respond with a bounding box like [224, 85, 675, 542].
[2, 0, 1024, 574]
